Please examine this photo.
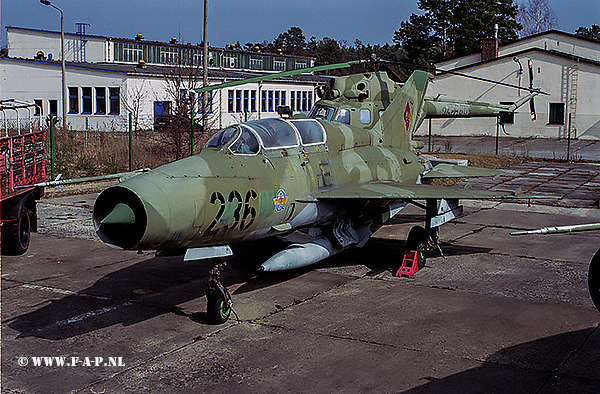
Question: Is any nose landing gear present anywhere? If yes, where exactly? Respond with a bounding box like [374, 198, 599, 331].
[206, 257, 232, 324]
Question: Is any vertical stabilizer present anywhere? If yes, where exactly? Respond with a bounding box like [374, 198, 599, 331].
[374, 70, 433, 148]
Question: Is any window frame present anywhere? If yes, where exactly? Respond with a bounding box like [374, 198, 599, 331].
[68, 87, 79, 114]
[82, 87, 92, 114]
[109, 87, 120, 115]
[548, 102, 565, 125]
[95, 87, 106, 115]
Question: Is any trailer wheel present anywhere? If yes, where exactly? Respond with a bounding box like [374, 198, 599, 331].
[588, 249, 600, 312]
[2, 208, 32, 255]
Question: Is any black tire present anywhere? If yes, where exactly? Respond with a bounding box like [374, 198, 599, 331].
[2, 208, 31, 255]
[406, 226, 427, 268]
[588, 249, 600, 312]
[207, 291, 231, 324]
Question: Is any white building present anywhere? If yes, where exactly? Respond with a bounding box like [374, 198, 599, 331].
[417, 30, 600, 140]
[1, 27, 326, 132]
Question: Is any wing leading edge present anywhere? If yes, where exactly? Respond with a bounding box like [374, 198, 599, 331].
[299, 181, 525, 201]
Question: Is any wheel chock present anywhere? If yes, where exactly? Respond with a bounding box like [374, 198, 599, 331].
[396, 250, 419, 279]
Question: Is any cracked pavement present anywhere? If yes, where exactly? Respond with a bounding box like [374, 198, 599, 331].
[2, 160, 600, 393]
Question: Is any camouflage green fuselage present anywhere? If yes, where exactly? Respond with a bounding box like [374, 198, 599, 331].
[94, 119, 426, 251]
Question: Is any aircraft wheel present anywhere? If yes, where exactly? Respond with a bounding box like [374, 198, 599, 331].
[588, 248, 600, 312]
[2, 208, 31, 255]
[406, 225, 427, 268]
[207, 291, 231, 324]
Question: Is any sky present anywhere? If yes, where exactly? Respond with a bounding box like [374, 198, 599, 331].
[1, 0, 598, 50]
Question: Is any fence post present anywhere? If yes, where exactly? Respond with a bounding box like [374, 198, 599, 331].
[191, 108, 195, 156]
[49, 114, 55, 180]
[567, 113, 572, 162]
[129, 113, 133, 171]
[495, 116, 500, 155]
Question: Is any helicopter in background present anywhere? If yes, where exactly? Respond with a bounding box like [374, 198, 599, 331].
[93, 59, 541, 323]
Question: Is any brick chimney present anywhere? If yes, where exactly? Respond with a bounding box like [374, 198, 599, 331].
[481, 37, 500, 61]
[481, 23, 500, 61]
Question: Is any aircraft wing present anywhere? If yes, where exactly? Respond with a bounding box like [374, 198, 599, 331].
[422, 163, 500, 179]
[300, 181, 524, 201]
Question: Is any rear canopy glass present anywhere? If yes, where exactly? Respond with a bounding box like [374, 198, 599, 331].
[244, 118, 298, 149]
[289, 119, 326, 145]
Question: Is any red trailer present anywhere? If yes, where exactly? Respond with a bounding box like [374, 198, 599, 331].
[1, 100, 46, 255]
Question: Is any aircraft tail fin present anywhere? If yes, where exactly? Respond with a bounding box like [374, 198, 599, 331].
[374, 70, 433, 149]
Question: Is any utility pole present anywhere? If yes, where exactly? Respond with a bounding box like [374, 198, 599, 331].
[202, 0, 209, 139]
[40, 0, 67, 130]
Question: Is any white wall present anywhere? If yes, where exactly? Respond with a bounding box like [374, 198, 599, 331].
[0, 58, 128, 131]
[8, 28, 107, 63]
[418, 51, 600, 140]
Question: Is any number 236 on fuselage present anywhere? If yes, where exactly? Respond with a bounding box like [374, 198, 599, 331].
[93, 66, 538, 323]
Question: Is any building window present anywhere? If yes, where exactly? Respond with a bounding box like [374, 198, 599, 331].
[235, 90, 242, 112]
[273, 59, 285, 71]
[68, 87, 79, 114]
[96, 87, 106, 114]
[223, 54, 237, 68]
[291, 91, 295, 111]
[243, 90, 249, 113]
[228, 90, 234, 113]
[302, 91, 307, 112]
[193, 53, 203, 67]
[49, 100, 58, 116]
[296, 91, 302, 111]
[161, 48, 178, 64]
[295, 60, 308, 70]
[250, 90, 257, 112]
[123, 44, 143, 63]
[274, 91, 280, 110]
[549, 103, 565, 125]
[250, 58, 263, 70]
[82, 87, 92, 114]
[34, 99, 43, 116]
[261, 91, 267, 112]
[307, 92, 312, 111]
[109, 87, 120, 115]
[268, 90, 274, 112]
[154, 101, 171, 118]
[281, 91, 286, 107]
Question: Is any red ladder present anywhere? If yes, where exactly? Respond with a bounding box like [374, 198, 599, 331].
[395, 250, 419, 279]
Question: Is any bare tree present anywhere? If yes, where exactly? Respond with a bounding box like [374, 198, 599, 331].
[161, 53, 218, 160]
[518, 0, 559, 37]
[123, 79, 149, 131]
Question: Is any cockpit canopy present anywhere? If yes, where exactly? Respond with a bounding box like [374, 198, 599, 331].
[205, 118, 326, 155]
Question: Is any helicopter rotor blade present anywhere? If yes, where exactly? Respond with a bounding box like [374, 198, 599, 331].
[192, 60, 364, 94]
[528, 59, 537, 121]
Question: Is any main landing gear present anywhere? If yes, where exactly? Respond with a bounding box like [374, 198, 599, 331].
[206, 257, 232, 324]
[398, 198, 452, 278]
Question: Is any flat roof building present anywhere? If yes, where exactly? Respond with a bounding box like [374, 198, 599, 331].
[1, 26, 327, 132]
[417, 30, 600, 140]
